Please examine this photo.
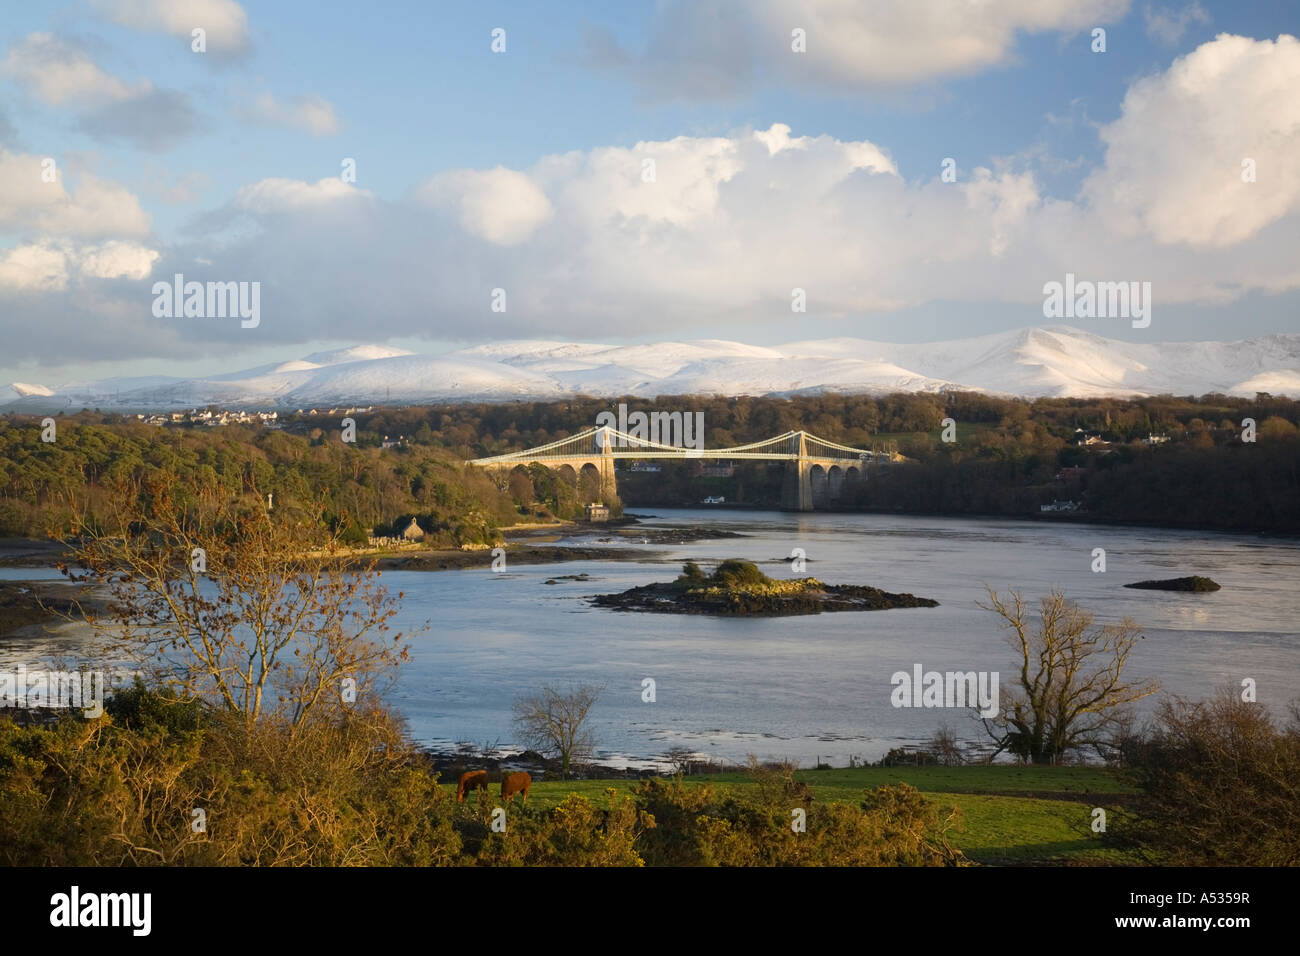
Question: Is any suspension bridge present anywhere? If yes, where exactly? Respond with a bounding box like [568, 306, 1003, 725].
[467, 427, 897, 511]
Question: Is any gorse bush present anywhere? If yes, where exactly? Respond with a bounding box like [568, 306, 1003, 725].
[711, 559, 770, 589]
[1121, 691, 1300, 866]
[473, 791, 651, 867]
[630, 763, 966, 867]
[0, 689, 460, 866]
[0, 689, 967, 867]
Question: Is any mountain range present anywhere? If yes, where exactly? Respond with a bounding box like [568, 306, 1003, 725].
[4, 327, 1298, 412]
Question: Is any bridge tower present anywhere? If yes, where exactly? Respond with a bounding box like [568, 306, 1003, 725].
[596, 426, 619, 505]
[780, 431, 815, 512]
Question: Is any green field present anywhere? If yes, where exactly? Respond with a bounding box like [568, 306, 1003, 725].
[451, 765, 1141, 866]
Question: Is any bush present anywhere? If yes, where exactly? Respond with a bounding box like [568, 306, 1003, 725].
[1122, 691, 1300, 865]
[631, 762, 965, 866]
[0, 682, 968, 867]
[0, 688, 461, 866]
[712, 559, 769, 588]
[474, 791, 652, 866]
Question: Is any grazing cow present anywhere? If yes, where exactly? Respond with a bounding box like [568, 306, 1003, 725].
[457, 770, 489, 803]
[501, 771, 532, 803]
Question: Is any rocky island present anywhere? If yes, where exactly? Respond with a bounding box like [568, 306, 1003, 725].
[1123, 575, 1221, 592]
[591, 559, 938, 616]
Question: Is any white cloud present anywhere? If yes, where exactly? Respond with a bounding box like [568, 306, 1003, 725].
[587, 0, 1132, 96]
[5, 34, 1300, 363]
[200, 108, 1300, 343]
[416, 167, 553, 245]
[2, 33, 144, 106]
[38, 174, 155, 238]
[93, 0, 250, 55]
[0, 242, 68, 293]
[0, 236, 160, 293]
[1144, 2, 1212, 46]
[241, 92, 341, 136]
[756, 0, 1131, 87]
[1084, 34, 1300, 246]
[0, 148, 158, 294]
[77, 240, 160, 280]
[2, 34, 198, 149]
[0, 150, 152, 238]
[234, 177, 368, 213]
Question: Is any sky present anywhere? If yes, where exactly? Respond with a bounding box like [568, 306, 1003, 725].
[1, 0, 1298, 387]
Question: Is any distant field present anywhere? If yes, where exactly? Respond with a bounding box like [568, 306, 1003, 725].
[871, 422, 994, 444]
[445, 765, 1142, 865]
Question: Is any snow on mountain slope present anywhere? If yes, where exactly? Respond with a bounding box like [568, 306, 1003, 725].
[648, 355, 953, 397]
[205, 345, 413, 384]
[458, 339, 785, 379]
[546, 363, 664, 394]
[5, 326, 1298, 411]
[1231, 370, 1300, 396]
[453, 341, 615, 365]
[282, 354, 565, 404]
[300, 344, 415, 366]
[208, 359, 322, 381]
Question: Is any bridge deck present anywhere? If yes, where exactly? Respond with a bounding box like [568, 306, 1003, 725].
[467, 427, 878, 467]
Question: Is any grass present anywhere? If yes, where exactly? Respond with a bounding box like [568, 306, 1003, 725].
[445, 764, 1142, 865]
[871, 422, 995, 444]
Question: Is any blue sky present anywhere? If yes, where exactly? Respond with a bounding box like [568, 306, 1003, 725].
[2, 0, 1298, 387]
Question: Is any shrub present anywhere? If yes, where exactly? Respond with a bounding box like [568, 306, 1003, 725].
[631, 762, 965, 867]
[0, 688, 461, 866]
[1122, 691, 1300, 865]
[475, 792, 652, 866]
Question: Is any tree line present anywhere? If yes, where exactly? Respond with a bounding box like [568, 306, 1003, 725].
[4, 387, 1297, 538]
[0, 416, 591, 545]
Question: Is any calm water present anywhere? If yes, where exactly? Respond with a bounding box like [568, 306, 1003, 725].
[5, 510, 1299, 767]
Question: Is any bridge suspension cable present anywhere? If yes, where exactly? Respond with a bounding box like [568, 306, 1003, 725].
[467, 428, 877, 466]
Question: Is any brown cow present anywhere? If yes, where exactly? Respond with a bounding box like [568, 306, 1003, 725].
[457, 770, 489, 803]
[501, 771, 531, 803]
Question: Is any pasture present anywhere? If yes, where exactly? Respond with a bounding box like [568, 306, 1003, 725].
[445, 765, 1141, 865]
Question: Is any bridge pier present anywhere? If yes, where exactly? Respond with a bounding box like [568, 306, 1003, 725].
[597, 449, 618, 505]
[779, 433, 815, 512]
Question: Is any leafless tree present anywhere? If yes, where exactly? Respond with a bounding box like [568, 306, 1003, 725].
[662, 745, 697, 776]
[925, 722, 965, 766]
[513, 683, 601, 778]
[60, 473, 410, 732]
[1126, 688, 1300, 865]
[978, 586, 1160, 764]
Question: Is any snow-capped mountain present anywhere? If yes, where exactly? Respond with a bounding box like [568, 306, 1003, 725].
[4, 326, 1298, 412]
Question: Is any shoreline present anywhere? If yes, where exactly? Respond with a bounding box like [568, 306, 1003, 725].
[3, 506, 1293, 573]
[0, 579, 110, 640]
[0, 516, 749, 575]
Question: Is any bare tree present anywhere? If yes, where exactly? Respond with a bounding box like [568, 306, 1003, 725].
[978, 586, 1159, 764]
[513, 683, 601, 779]
[1126, 688, 1300, 865]
[61, 473, 410, 731]
[925, 722, 965, 766]
[662, 745, 697, 776]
